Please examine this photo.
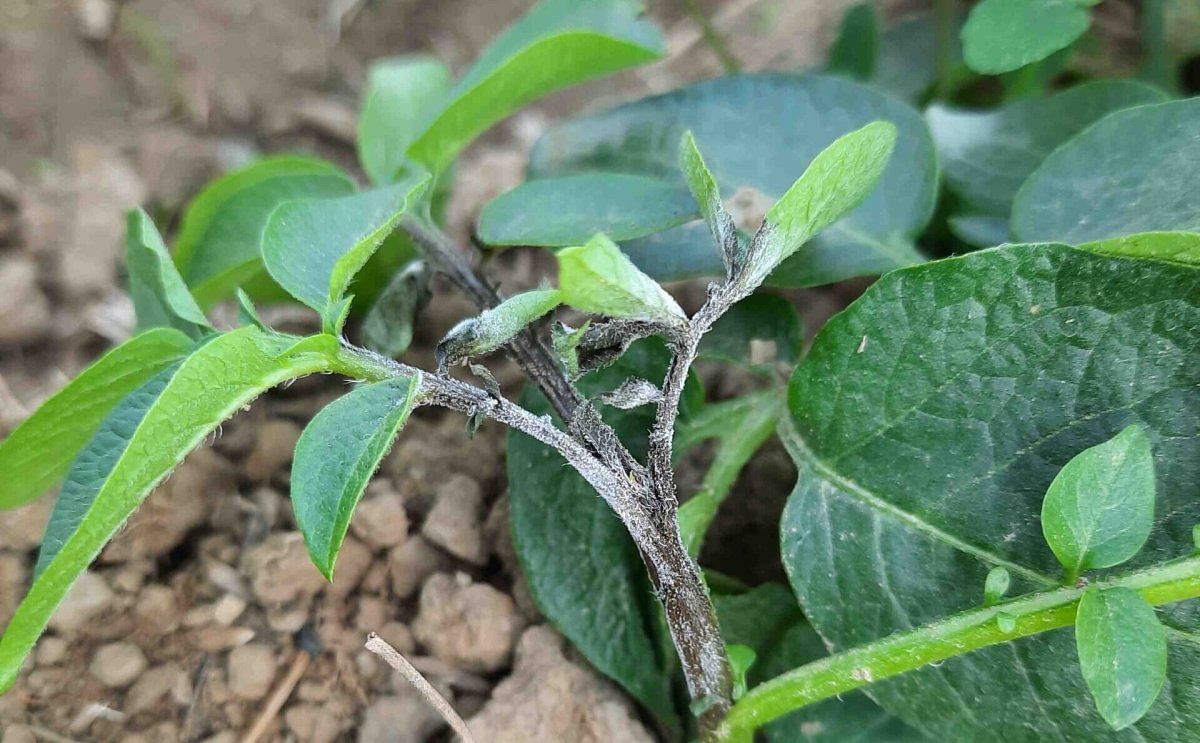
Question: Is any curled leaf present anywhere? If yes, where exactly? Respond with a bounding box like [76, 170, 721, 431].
[434, 289, 561, 371]
[557, 234, 686, 326]
[597, 378, 663, 410]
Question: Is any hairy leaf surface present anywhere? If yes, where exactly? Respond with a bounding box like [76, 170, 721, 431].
[125, 210, 213, 337]
[1081, 232, 1200, 267]
[782, 244, 1200, 739]
[1076, 587, 1168, 730]
[557, 234, 685, 324]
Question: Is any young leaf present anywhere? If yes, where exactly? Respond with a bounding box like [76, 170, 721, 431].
[827, 3, 880, 80]
[1079, 232, 1200, 267]
[742, 121, 897, 290]
[434, 289, 561, 370]
[0, 327, 332, 692]
[292, 375, 420, 580]
[262, 175, 430, 334]
[551, 321, 589, 379]
[236, 288, 267, 330]
[556, 234, 685, 326]
[172, 156, 356, 307]
[1075, 587, 1167, 730]
[0, 328, 193, 510]
[360, 261, 430, 358]
[962, 0, 1091, 75]
[596, 377, 662, 410]
[358, 56, 452, 185]
[983, 566, 1011, 605]
[1041, 425, 1156, 580]
[125, 209, 213, 338]
[1013, 99, 1200, 244]
[405, 0, 665, 172]
[727, 644, 757, 699]
[679, 131, 739, 276]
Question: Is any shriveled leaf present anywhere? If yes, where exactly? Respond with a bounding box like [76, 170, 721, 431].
[0, 327, 333, 692]
[527, 74, 935, 286]
[679, 131, 739, 275]
[173, 156, 356, 307]
[262, 175, 430, 333]
[358, 56, 452, 185]
[827, 2, 879, 80]
[1076, 587, 1168, 730]
[962, 0, 1091, 74]
[1013, 98, 1200, 244]
[1080, 232, 1200, 267]
[927, 81, 1166, 217]
[435, 289, 560, 370]
[125, 209, 212, 338]
[406, 0, 664, 172]
[360, 261, 430, 358]
[556, 234, 685, 325]
[478, 173, 697, 247]
[782, 244, 1199, 739]
[1042, 425, 1156, 579]
[0, 328, 193, 510]
[292, 375, 420, 580]
[597, 377, 662, 410]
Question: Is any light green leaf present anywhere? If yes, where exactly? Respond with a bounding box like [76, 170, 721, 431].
[262, 175, 430, 333]
[744, 121, 896, 290]
[0, 327, 332, 692]
[435, 289, 561, 369]
[0, 328, 193, 510]
[927, 80, 1167, 217]
[125, 209, 212, 337]
[406, 0, 664, 172]
[827, 3, 879, 80]
[1076, 587, 1167, 730]
[478, 173, 697, 247]
[556, 234, 685, 325]
[962, 0, 1091, 74]
[173, 156, 356, 308]
[782, 243, 1199, 739]
[1041, 425, 1156, 580]
[727, 644, 756, 699]
[292, 375, 420, 581]
[1080, 232, 1200, 267]
[1013, 98, 1200, 244]
[679, 131, 738, 274]
[983, 566, 1011, 605]
[236, 288, 267, 330]
[358, 56, 452, 185]
[360, 261, 430, 358]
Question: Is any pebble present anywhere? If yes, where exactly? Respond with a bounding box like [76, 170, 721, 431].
[350, 486, 409, 549]
[285, 704, 343, 743]
[358, 690, 444, 743]
[227, 643, 277, 700]
[245, 532, 326, 605]
[243, 419, 302, 482]
[0, 255, 51, 345]
[89, 641, 147, 688]
[133, 585, 180, 635]
[126, 663, 186, 713]
[413, 573, 524, 673]
[48, 571, 114, 632]
[34, 637, 68, 666]
[387, 536, 449, 599]
[422, 475, 488, 565]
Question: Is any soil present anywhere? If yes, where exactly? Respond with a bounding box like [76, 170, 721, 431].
[0, 1, 901, 740]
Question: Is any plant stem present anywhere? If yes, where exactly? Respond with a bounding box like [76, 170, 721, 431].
[680, 0, 741, 73]
[717, 554, 1200, 742]
[933, 0, 957, 100]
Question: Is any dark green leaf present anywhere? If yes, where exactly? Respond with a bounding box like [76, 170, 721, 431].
[699, 294, 802, 366]
[827, 3, 879, 80]
[782, 244, 1200, 739]
[557, 234, 685, 325]
[358, 57, 452, 185]
[1042, 425, 1156, 579]
[292, 375, 420, 580]
[962, 0, 1091, 74]
[927, 80, 1166, 217]
[1013, 98, 1200, 244]
[360, 261, 430, 358]
[528, 74, 937, 286]
[947, 213, 1011, 248]
[478, 173, 697, 247]
[406, 0, 664, 172]
[0, 328, 192, 510]
[872, 11, 957, 103]
[125, 209, 212, 338]
[1076, 587, 1167, 730]
[1080, 232, 1200, 267]
[173, 156, 356, 307]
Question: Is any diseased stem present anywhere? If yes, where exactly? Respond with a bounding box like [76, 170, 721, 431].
[365, 633, 476, 743]
[718, 554, 1200, 742]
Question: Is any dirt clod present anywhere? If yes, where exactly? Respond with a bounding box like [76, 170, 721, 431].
[227, 643, 277, 700]
[422, 474, 489, 565]
[413, 572, 524, 673]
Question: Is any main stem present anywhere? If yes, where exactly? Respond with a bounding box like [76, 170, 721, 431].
[718, 554, 1200, 742]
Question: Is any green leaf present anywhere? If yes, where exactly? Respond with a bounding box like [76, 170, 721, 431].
[0, 328, 193, 510]
[1013, 98, 1200, 244]
[679, 131, 738, 275]
[236, 288, 267, 330]
[478, 173, 697, 247]
[292, 375, 420, 580]
[262, 175, 430, 333]
[1080, 232, 1200, 267]
[358, 56, 452, 185]
[173, 156, 356, 307]
[827, 3, 879, 80]
[927, 80, 1167, 217]
[556, 234, 685, 325]
[360, 261, 430, 358]
[1076, 587, 1167, 730]
[125, 209, 212, 338]
[744, 121, 896, 290]
[698, 294, 803, 366]
[947, 213, 1010, 248]
[405, 0, 664, 172]
[983, 566, 1011, 604]
[782, 243, 1200, 739]
[435, 289, 561, 369]
[526, 74, 936, 286]
[0, 327, 332, 692]
[962, 0, 1091, 74]
[871, 11, 959, 104]
[727, 644, 756, 699]
[508, 340, 690, 736]
[1041, 425, 1157, 580]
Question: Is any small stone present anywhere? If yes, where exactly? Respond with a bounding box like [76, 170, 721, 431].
[72, 0, 116, 40]
[212, 594, 247, 626]
[48, 571, 114, 632]
[377, 622, 415, 656]
[190, 626, 255, 652]
[243, 420, 302, 482]
[285, 704, 343, 743]
[387, 536, 449, 599]
[0, 256, 51, 344]
[350, 487, 409, 549]
[0, 496, 52, 551]
[358, 691, 444, 743]
[90, 642, 147, 688]
[2, 725, 36, 743]
[244, 532, 327, 605]
[354, 596, 388, 634]
[133, 585, 180, 635]
[422, 475, 488, 565]
[127, 663, 185, 713]
[228, 643, 277, 700]
[35, 636, 68, 666]
[329, 536, 372, 598]
[413, 573, 524, 673]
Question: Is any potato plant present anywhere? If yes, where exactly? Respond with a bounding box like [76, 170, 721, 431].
[2, 0, 1198, 741]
